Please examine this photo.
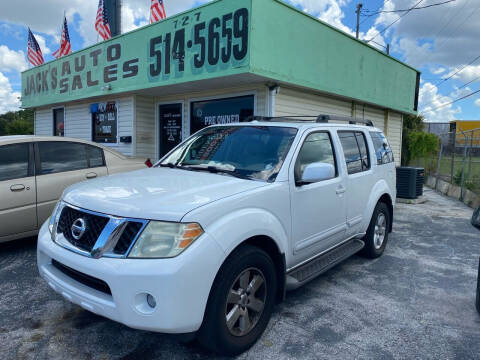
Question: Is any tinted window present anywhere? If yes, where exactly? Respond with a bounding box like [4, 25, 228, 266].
[295, 132, 337, 181]
[38, 142, 88, 174]
[370, 132, 394, 165]
[0, 143, 30, 181]
[162, 126, 297, 182]
[87, 145, 105, 168]
[338, 131, 370, 174]
[190, 96, 254, 134]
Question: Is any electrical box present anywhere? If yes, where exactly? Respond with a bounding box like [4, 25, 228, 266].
[396, 167, 424, 199]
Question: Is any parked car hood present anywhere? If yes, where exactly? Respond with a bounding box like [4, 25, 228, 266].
[62, 168, 268, 221]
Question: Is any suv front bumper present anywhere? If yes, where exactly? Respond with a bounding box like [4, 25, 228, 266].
[37, 221, 225, 333]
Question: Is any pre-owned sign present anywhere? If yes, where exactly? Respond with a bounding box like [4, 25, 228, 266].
[21, 0, 251, 108]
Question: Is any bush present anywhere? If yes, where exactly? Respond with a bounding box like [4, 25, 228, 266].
[407, 131, 439, 169]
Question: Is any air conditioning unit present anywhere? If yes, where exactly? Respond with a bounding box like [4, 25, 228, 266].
[396, 167, 424, 199]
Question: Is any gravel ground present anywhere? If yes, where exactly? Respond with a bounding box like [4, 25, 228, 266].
[1, 188, 479, 360]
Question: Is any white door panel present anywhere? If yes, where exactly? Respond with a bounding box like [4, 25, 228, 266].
[290, 130, 347, 264]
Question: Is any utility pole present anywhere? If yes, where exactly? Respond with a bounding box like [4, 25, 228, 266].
[355, 3, 363, 39]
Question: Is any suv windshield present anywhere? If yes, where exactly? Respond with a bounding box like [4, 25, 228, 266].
[159, 126, 298, 182]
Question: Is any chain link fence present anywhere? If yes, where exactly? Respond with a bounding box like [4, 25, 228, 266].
[412, 128, 480, 201]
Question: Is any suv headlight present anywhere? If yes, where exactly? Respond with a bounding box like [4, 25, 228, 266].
[128, 222, 204, 258]
[48, 201, 64, 240]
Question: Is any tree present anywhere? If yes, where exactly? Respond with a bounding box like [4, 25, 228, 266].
[0, 109, 34, 136]
[401, 114, 426, 166]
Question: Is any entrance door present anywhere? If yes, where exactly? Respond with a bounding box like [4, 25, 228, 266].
[159, 103, 183, 157]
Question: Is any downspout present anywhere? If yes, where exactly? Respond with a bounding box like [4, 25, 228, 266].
[268, 85, 279, 117]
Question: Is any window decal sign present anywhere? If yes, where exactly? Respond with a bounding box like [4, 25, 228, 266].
[159, 103, 183, 156]
[21, 0, 251, 108]
[190, 95, 254, 134]
[91, 101, 118, 143]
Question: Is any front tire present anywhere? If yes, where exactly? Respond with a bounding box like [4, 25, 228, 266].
[360, 202, 390, 258]
[198, 245, 277, 356]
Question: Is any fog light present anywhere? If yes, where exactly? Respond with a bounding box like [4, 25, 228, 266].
[147, 294, 156, 308]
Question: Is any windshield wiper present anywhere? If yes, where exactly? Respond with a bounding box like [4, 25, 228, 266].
[183, 165, 253, 180]
[159, 162, 190, 170]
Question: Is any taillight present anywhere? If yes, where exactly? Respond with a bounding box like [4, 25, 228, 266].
[145, 158, 153, 168]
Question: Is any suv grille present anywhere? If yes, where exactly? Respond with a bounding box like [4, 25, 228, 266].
[55, 204, 146, 257]
[57, 206, 109, 252]
[113, 221, 144, 255]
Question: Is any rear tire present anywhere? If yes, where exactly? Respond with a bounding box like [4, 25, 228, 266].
[198, 245, 277, 356]
[360, 202, 390, 259]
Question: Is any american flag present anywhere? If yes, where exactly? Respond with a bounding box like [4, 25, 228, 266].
[52, 16, 72, 59]
[27, 28, 44, 67]
[150, 0, 167, 24]
[95, 0, 111, 41]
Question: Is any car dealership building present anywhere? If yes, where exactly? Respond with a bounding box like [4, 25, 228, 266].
[21, 0, 420, 164]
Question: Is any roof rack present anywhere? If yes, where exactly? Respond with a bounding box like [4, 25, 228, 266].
[247, 115, 374, 127]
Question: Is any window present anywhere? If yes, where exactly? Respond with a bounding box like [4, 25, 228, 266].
[38, 142, 88, 175]
[370, 132, 394, 165]
[295, 132, 337, 182]
[0, 143, 31, 181]
[338, 131, 371, 174]
[91, 101, 118, 143]
[161, 126, 297, 182]
[53, 108, 65, 137]
[190, 95, 254, 134]
[86, 146, 105, 168]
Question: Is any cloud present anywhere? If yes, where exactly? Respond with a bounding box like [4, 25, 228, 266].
[418, 82, 459, 122]
[475, 98, 480, 107]
[0, 45, 27, 72]
[33, 33, 51, 55]
[379, 0, 480, 68]
[0, 72, 21, 113]
[0, 0, 211, 47]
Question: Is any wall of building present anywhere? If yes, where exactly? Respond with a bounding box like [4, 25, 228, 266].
[274, 86, 403, 165]
[135, 95, 156, 160]
[141, 83, 269, 160]
[34, 96, 136, 156]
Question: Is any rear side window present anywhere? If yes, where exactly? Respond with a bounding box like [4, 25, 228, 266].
[38, 142, 88, 175]
[86, 145, 105, 168]
[0, 143, 31, 181]
[370, 132, 394, 165]
[338, 131, 371, 174]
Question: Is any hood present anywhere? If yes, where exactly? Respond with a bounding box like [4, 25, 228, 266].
[62, 168, 268, 221]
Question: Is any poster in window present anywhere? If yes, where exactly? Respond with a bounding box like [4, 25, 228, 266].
[159, 103, 183, 157]
[91, 101, 118, 143]
[190, 95, 254, 134]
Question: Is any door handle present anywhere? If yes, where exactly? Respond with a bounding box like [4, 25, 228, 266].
[86, 172, 97, 179]
[10, 184, 25, 192]
[336, 186, 346, 195]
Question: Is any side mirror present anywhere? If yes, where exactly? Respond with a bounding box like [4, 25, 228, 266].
[300, 162, 335, 184]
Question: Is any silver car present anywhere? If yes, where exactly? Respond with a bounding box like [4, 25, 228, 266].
[0, 136, 147, 243]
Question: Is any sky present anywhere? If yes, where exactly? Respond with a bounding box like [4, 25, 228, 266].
[0, 0, 478, 122]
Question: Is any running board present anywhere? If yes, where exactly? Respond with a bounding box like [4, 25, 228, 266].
[286, 239, 365, 291]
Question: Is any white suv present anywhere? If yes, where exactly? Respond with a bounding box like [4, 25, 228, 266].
[37, 115, 396, 355]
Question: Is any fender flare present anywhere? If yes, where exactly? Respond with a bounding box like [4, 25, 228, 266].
[362, 179, 394, 231]
[206, 207, 289, 256]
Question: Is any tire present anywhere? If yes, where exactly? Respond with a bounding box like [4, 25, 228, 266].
[360, 202, 390, 259]
[197, 244, 277, 356]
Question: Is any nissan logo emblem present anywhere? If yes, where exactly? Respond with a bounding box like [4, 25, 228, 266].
[71, 218, 87, 240]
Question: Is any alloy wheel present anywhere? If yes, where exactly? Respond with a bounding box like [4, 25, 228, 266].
[225, 267, 267, 337]
[373, 212, 387, 249]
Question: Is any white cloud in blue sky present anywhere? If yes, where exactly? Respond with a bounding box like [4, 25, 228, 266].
[0, 0, 478, 122]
